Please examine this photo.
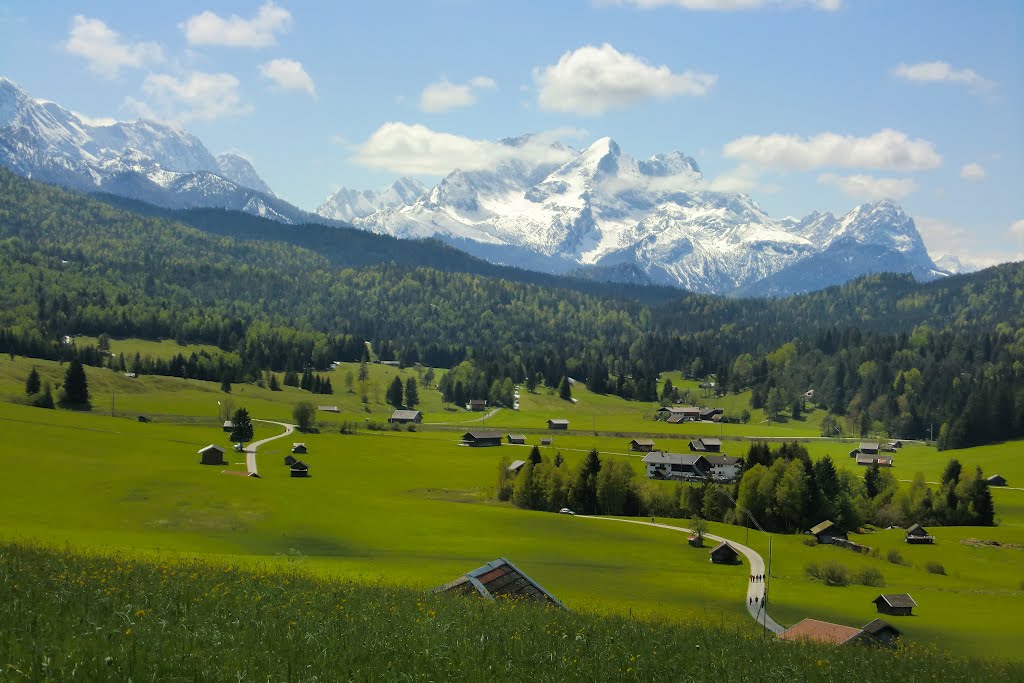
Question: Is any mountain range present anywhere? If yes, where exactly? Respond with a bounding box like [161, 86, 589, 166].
[1, 76, 949, 295]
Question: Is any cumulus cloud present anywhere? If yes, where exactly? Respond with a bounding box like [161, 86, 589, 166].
[353, 123, 579, 175]
[63, 15, 163, 78]
[126, 71, 252, 123]
[1012, 220, 1024, 238]
[534, 43, 716, 115]
[259, 58, 316, 96]
[723, 129, 942, 171]
[891, 61, 993, 90]
[183, 1, 292, 48]
[959, 162, 986, 183]
[608, 0, 840, 10]
[817, 173, 918, 200]
[420, 76, 497, 113]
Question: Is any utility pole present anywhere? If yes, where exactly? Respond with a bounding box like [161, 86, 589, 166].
[765, 535, 772, 637]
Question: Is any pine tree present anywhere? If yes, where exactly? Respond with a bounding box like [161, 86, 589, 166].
[25, 367, 40, 395]
[558, 376, 572, 401]
[60, 359, 89, 405]
[33, 382, 54, 409]
[571, 449, 602, 514]
[269, 374, 281, 391]
[386, 376, 404, 408]
[529, 445, 542, 465]
[404, 377, 420, 408]
[358, 360, 369, 382]
[321, 377, 333, 395]
[220, 377, 231, 393]
[864, 462, 882, 498]
[229, 408, 254, 443]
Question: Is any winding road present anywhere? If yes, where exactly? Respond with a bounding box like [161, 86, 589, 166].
[576, 516, 785, 634]
[244, 420, 296, 476]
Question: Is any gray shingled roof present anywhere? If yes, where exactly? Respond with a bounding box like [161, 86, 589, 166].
[874, 593, 917, 608]
[433, 558, 565, 608]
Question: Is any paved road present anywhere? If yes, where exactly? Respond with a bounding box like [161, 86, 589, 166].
[576, 516, 785, 635]
[244, 420, 295, 476]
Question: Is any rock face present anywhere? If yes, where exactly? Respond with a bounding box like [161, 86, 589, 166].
[0, 77, 328, 225]
[323, 135, 939, 294]
[316, 177, 427, 222]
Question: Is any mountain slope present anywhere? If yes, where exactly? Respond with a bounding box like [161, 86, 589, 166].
[316, 177, 426, 222]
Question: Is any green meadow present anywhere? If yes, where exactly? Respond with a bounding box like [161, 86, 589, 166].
[1, 350, 1022, 662]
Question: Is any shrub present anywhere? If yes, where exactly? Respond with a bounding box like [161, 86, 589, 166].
[406, 424, 417, 432]
[887, 550, 906, 566]
[802, 538, 818, 547]
[806, 560, 851, 586]
[856, 567, 886, 587]
[926, 562, 947, 575]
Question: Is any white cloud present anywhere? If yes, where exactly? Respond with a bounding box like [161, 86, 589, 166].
[959, 162, 986, 183]
[723, 129, 942, 171]
[182, 2, 292, 48]
[259, 58, 316, 96]
[534, 43, 716, 115]
[63, 15, 163, 78]
[818, 173, 918, 200]
[891, 61, 993, 90]
[127, 72, 252, 123]
[72, 111, 118, 127]
[608, 0, 840, 10]
[1011, 220, 1024, 238]
[420, 76, 497, 113]
[353, 123, 579, 176]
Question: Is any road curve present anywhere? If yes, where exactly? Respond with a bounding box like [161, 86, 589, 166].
[244, 420, 296, 476]
[576, 516, 785, 634]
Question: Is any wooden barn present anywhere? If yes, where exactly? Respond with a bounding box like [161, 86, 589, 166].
[872, 593, 917, 616]
[905, 523, 935, 544]
[809, 520, 847, 544]
[507, 460, 527, 475]
[291, 443, 307, 454]
[709, 541, 741, 565]
[547, 419, 569, 430]
[861, 619, 901, 647]
[433, 557, 565, 608]
[198, 444, 226, 466]
[469, 399, 487, 412]
[389, 410, 423, 424]
[222, 420, 235, 433]
[462, 431, 502, 447]
[290, 461, 310, 478]
[987, 474, 1008, 487]
[284, 454, 297, 466]
[506, 434, 527, 445]
[630, 438, 655, 452]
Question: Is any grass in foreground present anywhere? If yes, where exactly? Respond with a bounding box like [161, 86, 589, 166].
[1, 543, 1018, 683]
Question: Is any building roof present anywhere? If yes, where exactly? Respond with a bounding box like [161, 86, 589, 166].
[700, 437, 722, 447]
[222, 420, 234, 428]
[463, 431, 502, 440]
[390, 409, 422, 420]
[873, 593, 917, 609]
[810, 520, 836, 535]
[290, 461, 309, 471]
[469, 399, 487, 405]
[710, 541, 739, 559]
[641, 452, 708, 468]
[508, 460, 526, 472]
[689, 439, 706, 451]
[433, 557, 565, 608]
[284, 455, 296, 465]
[779, 618, 865, 645]
[667, 414, 686, 424]
[547, 419, 569, 425]
[631, 438, 656, 446]
[987, 474, 1007, 484]
[905, 523, 928, 536]
[318, 405, 339, 412]
[292, 443, 305, 449]
[860, 442, 880, 450]
[198, 444, 226, 454]
[862, 619, 901, 638]
[703, 454, 739, 466]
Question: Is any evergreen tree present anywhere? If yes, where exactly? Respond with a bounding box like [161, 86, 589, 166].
[660, 377, 675, 403]
[358, 360, 369, 382]
[941, 459, 962, 487]
[25, 367, 40, 395]
[528, 445, 542, 466]
[220, 377, 231, 393]
[558, 375, 572, 401]
[526, 372, 538, 393]
[60, 359, 89, 405]
[386, 376, 404, 408]
[33, 382, 54, 409]
[229, 408, 254, 443]
[269, 374, 281, 391]
[553, 451, 564, 468]
[864, 462, 882, 498]
[344, 371, 354, 393]
[321, 377, 333, 394]
[404, 377, 420, 408]
[571, 449, 602, 514]
[423, 367, 435, 387]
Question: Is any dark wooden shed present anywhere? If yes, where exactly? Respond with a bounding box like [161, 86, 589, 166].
[198, 444, 226, 466]
[630, 438, 655, 452]
[290, 461, 310, 478]
[547, 419, 569, 430]
[709, 541, 741, 565]
[872, 593, 916, 616]
[462, 431, 502, 447]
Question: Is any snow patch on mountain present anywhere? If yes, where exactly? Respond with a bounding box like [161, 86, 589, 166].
[317, 177, 427, 222]
[216, 153, 275, 195]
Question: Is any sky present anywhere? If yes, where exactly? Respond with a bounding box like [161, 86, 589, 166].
[0, 0, 1022, 266]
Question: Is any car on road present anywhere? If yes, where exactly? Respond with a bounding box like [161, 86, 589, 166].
[558, 507, 575, 515]
[233, 443, 244, 452]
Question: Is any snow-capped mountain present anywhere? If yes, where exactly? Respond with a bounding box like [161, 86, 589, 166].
[216, 153, 275, 195]
[0, 77, 329, 225]
[330, 135, 938, 294]
[317, 177, 427, 222]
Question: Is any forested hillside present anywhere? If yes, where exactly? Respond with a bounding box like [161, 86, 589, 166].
[1, 169, 1022, 448]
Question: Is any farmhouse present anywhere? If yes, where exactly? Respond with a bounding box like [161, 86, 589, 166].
[860, 442, 880, 455]
[641, 451, 709, 481]
[433, 557, 565, 608]
[462, 431, 502, 447]
[547, 419, 569, 430]
[291, 443, 307, 454]
[987, 474, 1008, 487]
[222, 420, 234, 433]
[861, 619, 901, 647]
[779, 619, 875, 646]
[284, 455, 296, 466]
[809, 520, 847, 544]
[198, 444, 226, 466]
[508, 460, 526, 474]
[657, 406, 701, 421]
[630, 438, 655, 452]
[703, 454, 741, 482]
[699, 408, 723, 421]
[290, 461, 310, 478]
[872, 593, 917, 616]
[689, 437, 722, 453]
[389, 410, 423, 424]
[709, 541, 740, 565]
[905, 523, 935, 544]
[667, 414, 687, 424]
[506, 434, 527, 445]
[469, 399, 487, 412]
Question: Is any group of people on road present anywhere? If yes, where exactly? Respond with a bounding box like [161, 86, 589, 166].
[749, 574, 764, 582]
[748, 595, 761, 605]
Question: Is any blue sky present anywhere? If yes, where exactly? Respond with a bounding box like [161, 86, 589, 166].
[1, 0, 1021, 264]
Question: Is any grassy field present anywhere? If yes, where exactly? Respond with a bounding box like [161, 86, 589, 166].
[1, 350, 1022, 662]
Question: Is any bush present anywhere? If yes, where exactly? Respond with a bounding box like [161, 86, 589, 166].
[338, 421, 360, 435]
[802, 538, 818, 547]
[805, 560, 851, 586]
[856, 567, 886, 587]
[926, 562, 947, 575]
[406, 424, 417, 432]
[887, 550, 907, 566]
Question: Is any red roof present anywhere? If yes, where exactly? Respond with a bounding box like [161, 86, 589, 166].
[779, 618, 864, 644]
